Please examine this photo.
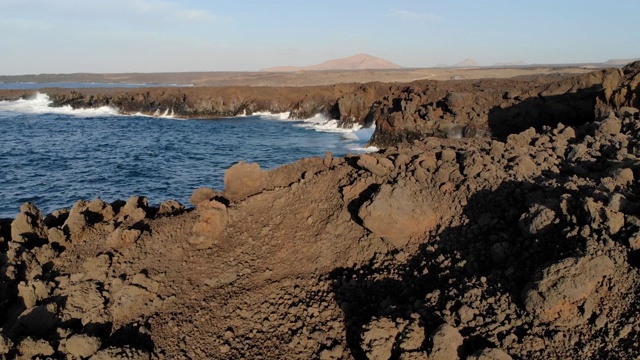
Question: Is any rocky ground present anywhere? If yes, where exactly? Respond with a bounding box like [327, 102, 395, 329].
[1, 64, 640, 359]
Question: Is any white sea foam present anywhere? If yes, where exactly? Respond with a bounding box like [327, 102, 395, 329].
[353, 126, 376, 141]
[154, 108, 176, 118]
[254, 111, 291, 120]
[349, 146, 380, 153]
[293, 114, 364, 133]
[0, 93, 119, 117]
[235, 111, 290, 120]
[271, 113, 377, 151]
[345, 127, 378, 152]
[0, 92, 183, 119]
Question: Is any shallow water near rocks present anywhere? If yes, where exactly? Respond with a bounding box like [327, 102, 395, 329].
[0, 96, 375, 217]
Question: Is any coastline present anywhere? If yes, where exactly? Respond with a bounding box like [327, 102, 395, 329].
[0, 63, 638, 358]
[0, 64, 633, 148]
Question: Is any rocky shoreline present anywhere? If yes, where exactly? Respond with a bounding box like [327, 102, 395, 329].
[0, 63, 639, 359]
[0, 62, 636, 147]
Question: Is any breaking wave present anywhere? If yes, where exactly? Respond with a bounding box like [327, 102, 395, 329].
[0, 93, 181, 119]
[237, 111, 291, 120]
[0, 93, 119, 117]
[257, 112, 376, 152]
[293, 114, 377, 152]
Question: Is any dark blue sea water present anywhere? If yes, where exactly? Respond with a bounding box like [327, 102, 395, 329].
[0, 93, 376, 218]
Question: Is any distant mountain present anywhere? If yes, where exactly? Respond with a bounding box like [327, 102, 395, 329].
[261, 53, 403, 72]
[604, 58, 640, 66]
[452, 58, 479, 68]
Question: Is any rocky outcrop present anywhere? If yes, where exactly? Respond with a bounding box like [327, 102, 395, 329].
[3, 63, 638, 150]
[367, 66, 631, 146]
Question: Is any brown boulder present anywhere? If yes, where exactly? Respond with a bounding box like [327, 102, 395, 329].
[519, 204, 558, 237]
[158, 199, 185, 216]
[223, 161, 267, 201]
[11, 202, 47, 243]
[610, 167, 634, 186]
[190, 199, 228, 249]
[60, 282, 109, 326]
[63, 200, 90, 240]
[445, 92, 473, 109]
[357, 153, 390, 177]
[428, 323, 463, 360]
[111, 283, 158, 323]
[361, 317, 399, 360]
[85, 198, 115, 222]
[398, 319, 425, 352]
[190, 187, 218, 206]
[106, 228, 141, 249]
[0, 334, 12, 355]
[511, 155, 537, 179]
[358, 184, 438, 248]
[66, 334, 101, 358]
[595, 116, 621, 137]
[522, 255, 614, 326]
[17, 337, 54, 359]
[117, 196, 149, 222]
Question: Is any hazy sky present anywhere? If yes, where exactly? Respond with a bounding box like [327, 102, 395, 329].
[1, 0, 639, 75]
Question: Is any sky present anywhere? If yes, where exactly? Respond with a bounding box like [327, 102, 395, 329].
[0, 0, 639, 75]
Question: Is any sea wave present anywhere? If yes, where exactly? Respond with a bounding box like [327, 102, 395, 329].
[258, 112, 377, 150]
[293, 114, 363, 134]
[237, 111, 291, 120]
[0, 93, 119, 117]
[0, 92, 181, 119]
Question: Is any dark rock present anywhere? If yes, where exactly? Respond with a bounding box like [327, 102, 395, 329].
[158, 199, 185, 216]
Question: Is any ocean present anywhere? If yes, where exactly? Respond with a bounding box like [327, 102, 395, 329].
[0, 92, 376, 218]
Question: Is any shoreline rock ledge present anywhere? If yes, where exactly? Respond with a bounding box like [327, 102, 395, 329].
[0, 61, 638, 148]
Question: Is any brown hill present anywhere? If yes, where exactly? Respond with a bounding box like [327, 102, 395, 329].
[452, 58, 479, 68]
[261, 53, 402, 72]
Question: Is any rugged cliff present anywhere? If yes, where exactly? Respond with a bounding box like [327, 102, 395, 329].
[368, 63, 640, 146]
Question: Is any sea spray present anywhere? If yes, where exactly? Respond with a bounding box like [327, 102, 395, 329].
[0, 93, 119, 117]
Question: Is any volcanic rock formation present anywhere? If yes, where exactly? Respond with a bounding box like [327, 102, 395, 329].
[0, 63, 639, 359]
[2, 62, 638, 150]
